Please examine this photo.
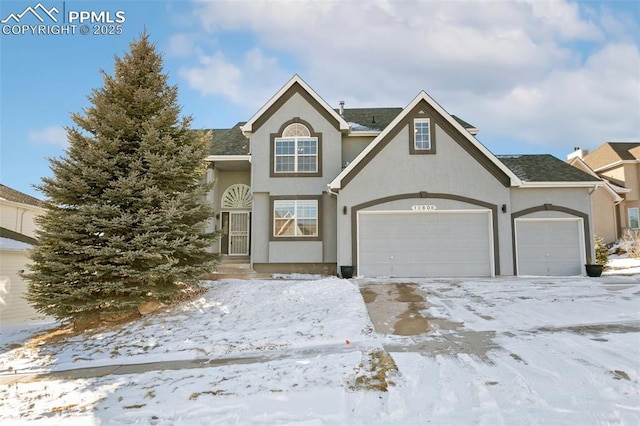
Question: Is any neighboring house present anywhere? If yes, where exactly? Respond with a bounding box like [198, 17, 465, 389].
[567, 149, 628, 244]
[568, 143, 640, 243]
[205, 75, 600, 278]
[0, 184, 46, 324]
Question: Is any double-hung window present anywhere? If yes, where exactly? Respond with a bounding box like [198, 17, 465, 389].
[273, 199, 318, 237]
[629, 207, 639, 229]
[414, 118, 431, 151]
[274, 123, 318, 173]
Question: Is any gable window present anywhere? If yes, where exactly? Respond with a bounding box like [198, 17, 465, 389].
[414, 118, 431, 150]
[274, 123, 318, 174]
[273, 199, 318, 237]
[629, 208, 639, 229]
[409, 115, 435, 155]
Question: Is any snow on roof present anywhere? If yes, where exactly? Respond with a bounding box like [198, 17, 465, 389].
[347, 122, 377, 132]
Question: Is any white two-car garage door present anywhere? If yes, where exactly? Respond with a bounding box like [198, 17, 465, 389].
[515, 218, 584, 276]
[357, 210, 494, 278]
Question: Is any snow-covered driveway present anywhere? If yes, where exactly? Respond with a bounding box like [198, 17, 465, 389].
[360, 276, 639, 425]
[0, 275, 638, 425]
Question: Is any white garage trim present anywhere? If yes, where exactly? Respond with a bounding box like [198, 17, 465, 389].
[357, 209, 494, 277]
[514, 218, 585, 276]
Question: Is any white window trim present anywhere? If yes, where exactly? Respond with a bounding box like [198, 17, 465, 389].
[413, 118, 431, 151]
[274, 136, 319, 173]
[273, 199, 319, 237]
[628, 207, 639, 229]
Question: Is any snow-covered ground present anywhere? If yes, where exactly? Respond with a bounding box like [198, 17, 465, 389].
[0, 263, 639, 425]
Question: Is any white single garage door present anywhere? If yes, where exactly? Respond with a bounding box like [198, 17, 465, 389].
[357, 210, 494, 278]
[515, 218, 584, 276]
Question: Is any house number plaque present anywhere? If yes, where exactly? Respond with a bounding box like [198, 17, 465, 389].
[411, 204, 437, 211]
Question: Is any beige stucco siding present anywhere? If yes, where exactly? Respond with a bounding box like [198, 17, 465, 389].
[337, 124, 512, 274]
[249, 92, 343, 266]
[624, 164, 640, 200]
[250, 192, 270, 264]
[591, 188, 618, 243]
[509, 188, 592, 215]
[250, 92, 343, 195]
[342, 135, 375, 168]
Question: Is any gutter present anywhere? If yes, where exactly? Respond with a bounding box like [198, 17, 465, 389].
[518, 181, 602, 189]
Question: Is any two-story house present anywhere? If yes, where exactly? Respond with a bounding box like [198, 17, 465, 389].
[568, 143, 640, 243]
[206, 75, 600, 277]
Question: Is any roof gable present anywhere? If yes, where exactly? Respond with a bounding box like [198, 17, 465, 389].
[584, 142, 640, 170]
[329, 91, 521, 190]
[241, 75, 350, 135]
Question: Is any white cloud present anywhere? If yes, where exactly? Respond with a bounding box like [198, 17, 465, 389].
[167, 33, 200, 57]
[177, 0, 639, 152]
[178, 48, 288, 108]
[28, 126, 67, 147]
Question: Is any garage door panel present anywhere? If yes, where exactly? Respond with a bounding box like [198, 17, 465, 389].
[516, 219, 583, 276]
[358, 211, 492, 278]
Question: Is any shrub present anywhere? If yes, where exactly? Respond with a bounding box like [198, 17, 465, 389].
[594, 235, 609, 266]
[620, 229, 640, 259]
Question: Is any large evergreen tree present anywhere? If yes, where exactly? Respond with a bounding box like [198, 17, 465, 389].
[25, 33, 217, 328]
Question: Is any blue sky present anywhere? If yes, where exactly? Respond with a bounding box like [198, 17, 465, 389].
[1, 0, 639, 198]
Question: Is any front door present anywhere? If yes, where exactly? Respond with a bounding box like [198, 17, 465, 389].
[228, 211, 250, 255]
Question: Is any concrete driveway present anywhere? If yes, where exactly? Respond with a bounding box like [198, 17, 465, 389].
[357, 277, 640, 362]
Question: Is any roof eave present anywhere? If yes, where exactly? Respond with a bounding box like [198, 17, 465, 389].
[347, 130, 381, 137]
[205, 155, 251, 162]
[330, 91, 521, 190]
[592, 159, 640, 172]
[241, 75, 350, 136]
[518, 181, 601, 189]
[0, 198, 46, 212]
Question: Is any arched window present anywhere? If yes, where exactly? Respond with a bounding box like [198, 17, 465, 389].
[221, 184, 252, 209]
[282, 123, 311, 138]
[274, 123, 318, 174]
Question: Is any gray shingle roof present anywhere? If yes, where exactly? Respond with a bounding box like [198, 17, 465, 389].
[337, 108, 402, 131]
[606, 142, 640, 161]
[206, 123, 250, 156]
[497, 154, 601, 182]
[206, 112, 478, 155]
[0, 184, 43, 207]
[335, 108, 477, 132]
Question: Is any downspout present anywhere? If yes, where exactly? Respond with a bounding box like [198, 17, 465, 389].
[326, 184, 340, 276]
[587, 183, 600, 264]
[19, 208, 27, 235]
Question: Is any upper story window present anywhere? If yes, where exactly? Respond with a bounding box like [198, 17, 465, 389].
[272, 122, 321, 176]
[414, 118, 431, 150]
[409, 116, 436, 155]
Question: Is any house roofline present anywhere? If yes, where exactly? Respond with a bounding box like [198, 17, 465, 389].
[592, 159, 640, 173]
[518, 181, 602, 189]
[204, 155, 251, 162]
[329, 90, 522, 190]
[0, 198, 46, 212]
[240, 75, 350, 136]
[568, 157, 627, 201]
